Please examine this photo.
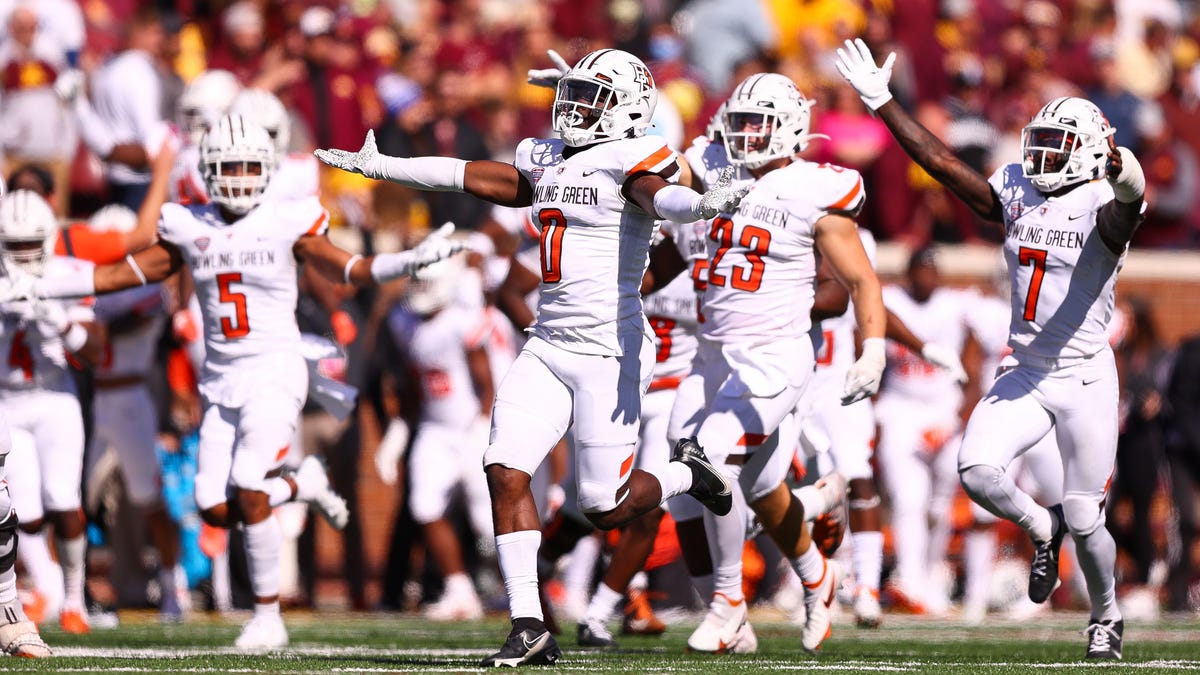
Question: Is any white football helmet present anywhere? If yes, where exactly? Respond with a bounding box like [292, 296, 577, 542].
[0, 190, 58, 277]
[722, 73, 824, 170]
[552, 49, 657, 147]
[706, 101, 727, 142]
[199, 114, 275, 216]
[402, 255, 463, 315]
[230, 88, 290, 156]
[87, 203, 138, 233]
[178, 69, 242, 146]
[1021, 96, 1114, 193]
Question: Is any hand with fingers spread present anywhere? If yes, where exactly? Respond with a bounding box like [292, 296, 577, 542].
[410, 222, 466, 272]
[695, 166, 751, 219]
[527, 49, 572, 89]
[315, 129, 382, 177]
[834, 38, 897, 111]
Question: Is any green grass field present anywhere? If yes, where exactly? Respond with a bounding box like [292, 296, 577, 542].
[9, 610, 1200, 673]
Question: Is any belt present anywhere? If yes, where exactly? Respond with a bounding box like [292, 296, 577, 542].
[648, 376, 682, 392]
[94, 374, 146, 390]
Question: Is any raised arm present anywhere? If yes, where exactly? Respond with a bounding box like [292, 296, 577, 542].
[315, 130, 534, 207]
[1096, 137, 1146, 254]
[835, 39, 1002, 222]
[295, 222, 466, 288]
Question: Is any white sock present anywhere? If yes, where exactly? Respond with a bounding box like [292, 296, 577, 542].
[54, 534, 86, 609]
[243, 517, 282, 600]
[267, 477, 295, 508]
[656, 463, 694, 501]
[0, 566, 18, 607]
[16, 531, 60, 603]
[561, 534, 600, 603]
[690, 573, 714, 600]
[792, 544, 825, 585]
[705, 507, 745, 602]
[851, 531, 883, 592]
[629, 571, 647, 591]
[253, 600, 281, 618]
[891, 501, 928, 592]
[496, 530, 543, 621]
[963, 529, 996, 609]
[583, 582, 623, 623]
[792, 485, 828, 522]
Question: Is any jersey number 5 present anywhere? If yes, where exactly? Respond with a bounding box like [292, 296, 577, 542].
[538, 208, 567, 283]
[1018, 247, 1047, 322]
[216, 272, 251, 338]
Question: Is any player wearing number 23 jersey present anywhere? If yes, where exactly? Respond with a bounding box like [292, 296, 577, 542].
[836, 35, 1147, 658]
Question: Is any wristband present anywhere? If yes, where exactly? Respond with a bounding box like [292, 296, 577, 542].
[343, 254, 362, 284]
[125, 254, 148, 285]
[860, 337, 886, 360]
[1109, 147, 1145, 204]
[369, 251, 416, 283]
[63, 322, 88, 352]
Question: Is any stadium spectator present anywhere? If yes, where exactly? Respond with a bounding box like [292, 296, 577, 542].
[680, 0, 776, 94]
[1132, 100, 1199, 247]
[1087, 40, 1145, 154]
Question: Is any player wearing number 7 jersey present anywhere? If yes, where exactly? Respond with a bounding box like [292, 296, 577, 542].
[835, 38, 1147, 660]
[8, 114, 466, 649]
[316, 48, 749, 668]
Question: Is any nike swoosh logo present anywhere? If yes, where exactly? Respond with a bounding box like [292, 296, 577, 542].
[1082, 378, 1099, 386]
[1068, 213, 1088, 221]
[522, 634, 545, 652]
[583, 169, 602, 177]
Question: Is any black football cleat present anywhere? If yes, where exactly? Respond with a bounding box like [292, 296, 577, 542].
[480, 621, 563, 668]
[671, 438, 732, 516]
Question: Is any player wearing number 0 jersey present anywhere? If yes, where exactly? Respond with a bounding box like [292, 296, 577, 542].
[10, 114, 465, 650]
[665, 73, 886, 655]
[837, 38, 1147, 658]
[314, 48, 750, 667]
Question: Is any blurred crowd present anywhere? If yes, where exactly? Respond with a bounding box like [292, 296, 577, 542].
[2, 0, 1199, 630]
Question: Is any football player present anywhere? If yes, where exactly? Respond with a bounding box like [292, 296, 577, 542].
[837, 38, 1146, 659]
[318, 48, 749, 667]
[5, 115, 464, 649]
[0, 414, 51, 656]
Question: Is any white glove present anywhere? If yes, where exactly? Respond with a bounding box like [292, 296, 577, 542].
[526, 49, 571, 89]
[696, 166, 751, 219]
[0, 272, 35, 304]
[54, 68, 85, 105]
[921, 342, 969, 384]
[834, 38, 897, 111]
[546, 483, 567, 515]
[843, 337, 886, 405]
[315, 129, 382, 177]
[31, 299, 69, 335]
[409, 222, 466, 273]
[375, 417, 410, 486]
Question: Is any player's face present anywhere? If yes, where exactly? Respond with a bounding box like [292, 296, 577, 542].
[1, 239, 45, 274]
[908, 261, 939, 302]
[556, 79, 612, 129]
[1023, 127, 1077, 175]
[219, 161, 264, 196]
[726, 112, 774, 152]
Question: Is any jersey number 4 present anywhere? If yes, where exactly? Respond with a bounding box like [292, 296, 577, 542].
[708, 217, 770, 292]
[217, 272, 251, 338]
[538, 208, 567, 283]
[1018, 247, 1047, 322]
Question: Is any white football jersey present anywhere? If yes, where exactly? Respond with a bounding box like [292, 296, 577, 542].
[170, 143, 209, 206]
[963, 291, 1012, 392]
[702, 160, 865, 343]
[646, 223, 700, 382]
[0, 256, 95, 393]
[682, 135, 750, 191]
[513, 135, 678, 356]
[389, 304, 491, 428]
[93, 284, 167, 379]
[158, 196, 329, 373]
[989, 164, 1127, 358]
[880, 285, 972, 407]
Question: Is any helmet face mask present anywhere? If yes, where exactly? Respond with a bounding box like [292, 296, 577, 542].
[552, 49, 657, 147]
[721, 73, 820, 170]
[200, 115, 275, 216]
[1021, 96, 1113, 193]
[0, 190, 57, 277]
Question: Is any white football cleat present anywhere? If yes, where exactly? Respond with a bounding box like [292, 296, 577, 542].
[423, 587, 484, 622]
[234, 613, 289, 651]
[801, 556, 837, 653]
[0, 619, 51, 657]
[687, 592, 748, 653]
[726, 620, 758, 654]
[294, 456, 350, 530]
[852, 586, 882, 628]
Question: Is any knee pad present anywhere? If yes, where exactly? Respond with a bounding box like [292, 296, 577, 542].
[959, 464, 1003, 502]
[0, 509, 17, 570]
[576, 478, 620, 515]
[1062, 493, 1106, 537]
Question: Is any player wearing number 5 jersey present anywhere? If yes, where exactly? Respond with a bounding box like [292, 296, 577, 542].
[836, 38, 1147, 659]
[7, 114, 465, 649]
[316, 48, 749, 668]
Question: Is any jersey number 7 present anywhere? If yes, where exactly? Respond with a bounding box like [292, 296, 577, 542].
[1018, 247, 1047, 322]
[217, 272, 251, 338]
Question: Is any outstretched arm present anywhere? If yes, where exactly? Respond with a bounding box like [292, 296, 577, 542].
[315, 130, 534, 207]
[295, 222, 465, 287]
[629, 166, 751, 224]
[835, 39, 1002, 222]
[1097, 137, 1146, 254]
